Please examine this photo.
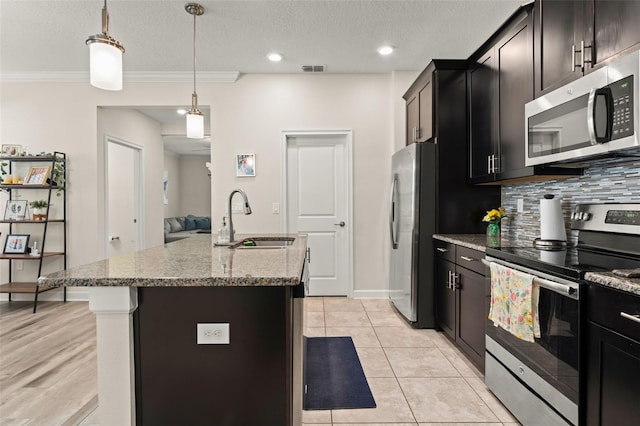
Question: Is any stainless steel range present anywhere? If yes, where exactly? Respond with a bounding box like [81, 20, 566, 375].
[484, 203, 640, 426]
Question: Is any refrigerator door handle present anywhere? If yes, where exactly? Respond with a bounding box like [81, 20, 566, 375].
[389, 174, 399, 249]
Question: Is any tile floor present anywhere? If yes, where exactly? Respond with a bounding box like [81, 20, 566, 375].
[303, 297, 521, 426]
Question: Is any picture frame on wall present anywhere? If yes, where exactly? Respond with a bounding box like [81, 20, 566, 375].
[1, 144, 23, 156]
[236, 154, 256, 177]
[4, 200, 28, 221]
[23, 166, 51, 185]
[3, 234, 30, 254]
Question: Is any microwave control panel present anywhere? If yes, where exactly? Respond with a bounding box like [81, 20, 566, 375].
[610, 76, 634, 140]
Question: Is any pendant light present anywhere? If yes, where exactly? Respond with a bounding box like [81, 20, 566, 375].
[86, 0, 125, 91]
[186, 3, 205, 139]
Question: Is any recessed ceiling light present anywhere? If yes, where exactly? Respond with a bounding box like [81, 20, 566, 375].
[267, 52, 283, 62]
[377, 45, 394, 56]
[177, 108, 187, 115]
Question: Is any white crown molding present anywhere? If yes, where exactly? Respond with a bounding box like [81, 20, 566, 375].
[0, 71, 240, 83]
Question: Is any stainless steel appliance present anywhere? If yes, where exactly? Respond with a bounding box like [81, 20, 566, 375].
[484, 203, 640, 426]
[388, 142, 499, 327]
[525, 50, 639, 167]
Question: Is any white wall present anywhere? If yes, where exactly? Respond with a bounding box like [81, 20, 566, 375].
[97, 107, 165, 252]
[1, 72, 409, 298]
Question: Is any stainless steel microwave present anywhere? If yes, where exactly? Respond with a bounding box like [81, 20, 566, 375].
[525, 50, 639, 166]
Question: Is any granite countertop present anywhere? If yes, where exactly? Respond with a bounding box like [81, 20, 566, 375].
[433, 234, 640, 297]
[432, 234, 489, 252]
[40, 234, 308, 288]
[585, 272, 640, 297]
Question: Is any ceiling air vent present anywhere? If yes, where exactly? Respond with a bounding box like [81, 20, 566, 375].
[301, 65, 326, 73]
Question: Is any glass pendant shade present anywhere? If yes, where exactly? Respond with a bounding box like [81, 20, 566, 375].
[186, 111, 204, 139]
[88, 41, 123, 91]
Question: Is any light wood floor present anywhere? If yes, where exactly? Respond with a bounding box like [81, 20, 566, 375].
[0, 301, 97, 425]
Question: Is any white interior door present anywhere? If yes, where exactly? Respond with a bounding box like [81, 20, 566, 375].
[284, 132, 352, 296]
[106, 138, 142, 258]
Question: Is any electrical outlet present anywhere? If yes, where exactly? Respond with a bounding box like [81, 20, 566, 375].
[272, 202, 280, 214]
[232, 203, 243, 214]
[197, 323, 230, 344]
[16, 260, 23, 270]
[517, 198, 524, 213]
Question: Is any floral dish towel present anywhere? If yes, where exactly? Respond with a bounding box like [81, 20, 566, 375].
[488, 262, 540, 343]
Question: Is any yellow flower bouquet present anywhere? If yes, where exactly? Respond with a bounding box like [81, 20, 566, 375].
[483, 206, 505, 248]
[482, 206, 506, 223]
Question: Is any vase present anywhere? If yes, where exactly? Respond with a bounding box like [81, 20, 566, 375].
[486, 222, 501, 248]
[32, 207, 46, 221]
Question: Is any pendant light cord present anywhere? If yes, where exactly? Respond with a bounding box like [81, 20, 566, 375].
[192, 10, 197, 101]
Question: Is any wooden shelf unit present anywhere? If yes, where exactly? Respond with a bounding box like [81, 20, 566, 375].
[0, 152, 66, 313]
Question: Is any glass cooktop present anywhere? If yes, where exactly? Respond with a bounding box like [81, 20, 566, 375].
[485, 245, 639, 281]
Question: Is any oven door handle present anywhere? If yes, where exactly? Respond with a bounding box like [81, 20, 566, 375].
[482, 258, 578, 298]
[535, 277, 577, 296]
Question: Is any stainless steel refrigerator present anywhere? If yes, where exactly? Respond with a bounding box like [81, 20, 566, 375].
[389, 139, 500, 328]
[389, 142, 430, 325]
[388, 65, 500, 328]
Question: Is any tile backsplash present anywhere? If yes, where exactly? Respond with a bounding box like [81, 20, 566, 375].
[501, 160, 640, 245]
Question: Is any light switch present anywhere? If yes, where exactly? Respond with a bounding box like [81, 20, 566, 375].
[272, 202, 280, 214]
[197, 323, 230, 344]
[517, 198, 524, 213]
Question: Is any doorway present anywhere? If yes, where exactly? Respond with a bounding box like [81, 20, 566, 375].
[104, 136, 143, 258]
[282, 131, 353, 296]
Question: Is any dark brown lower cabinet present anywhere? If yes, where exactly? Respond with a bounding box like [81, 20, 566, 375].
[585, 284, 640, 426]
[434, 240, 489, 372]
[133, 286, 297, 426]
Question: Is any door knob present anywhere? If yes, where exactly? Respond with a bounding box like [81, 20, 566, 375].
[334, 221, 345, 227]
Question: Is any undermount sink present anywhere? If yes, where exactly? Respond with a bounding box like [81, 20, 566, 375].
[231, 238, 295, 249]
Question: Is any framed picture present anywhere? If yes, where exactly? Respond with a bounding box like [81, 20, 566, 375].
[23, 166, 51, 185]
[3, 234, 30, 254]
[4, 200, 28, 220]
[236, 154, 256, 177]
[1, 144, 23, 156]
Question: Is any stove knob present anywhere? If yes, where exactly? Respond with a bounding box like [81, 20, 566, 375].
[582, 212, 591, 221]
[576, 212, 584, 220]
[571, 212, 576, 220]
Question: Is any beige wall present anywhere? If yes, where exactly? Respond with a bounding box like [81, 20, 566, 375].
[210, 74, 395, 296]
[178, 155, 211, 218]
[0, 72, 411, 298]
[163, 152, 181, 218]
[163, 153, 211, 218]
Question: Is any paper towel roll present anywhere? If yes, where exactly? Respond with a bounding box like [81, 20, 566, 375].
[540, 195, 566, 241]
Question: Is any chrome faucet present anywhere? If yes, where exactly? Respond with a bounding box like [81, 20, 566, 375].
[228, 189, 252, 242]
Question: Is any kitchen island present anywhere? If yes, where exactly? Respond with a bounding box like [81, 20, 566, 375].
[41, 234, 308, 426]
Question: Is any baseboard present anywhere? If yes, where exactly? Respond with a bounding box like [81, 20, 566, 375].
[351, 289, 389, 299]
[0, 287, 89, 302]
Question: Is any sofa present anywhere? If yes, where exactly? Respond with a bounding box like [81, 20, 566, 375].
[164, 215, 211, 243]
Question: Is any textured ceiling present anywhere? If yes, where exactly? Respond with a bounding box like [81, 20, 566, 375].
[1, 0, 525, 75]
[1, 0, 526, 155]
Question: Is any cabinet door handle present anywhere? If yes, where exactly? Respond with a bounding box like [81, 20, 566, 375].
[487, 155, 492, 174]
[436, 247, 448, 253]
[621, 312, 640, 324]
[306, 247, 311, 263]
[571, 44, 576, 71]
[581, 40, 592, 69]
[452, 273, 459, 291]
[460, 256, 475, 262]
[416, 127, 421, 141]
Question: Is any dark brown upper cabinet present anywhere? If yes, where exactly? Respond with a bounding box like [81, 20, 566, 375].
[405, 75, 433, 144]
[534, 0, 640, 98]
[403, 59, 467, 145]
[468, 5, 582, 184]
